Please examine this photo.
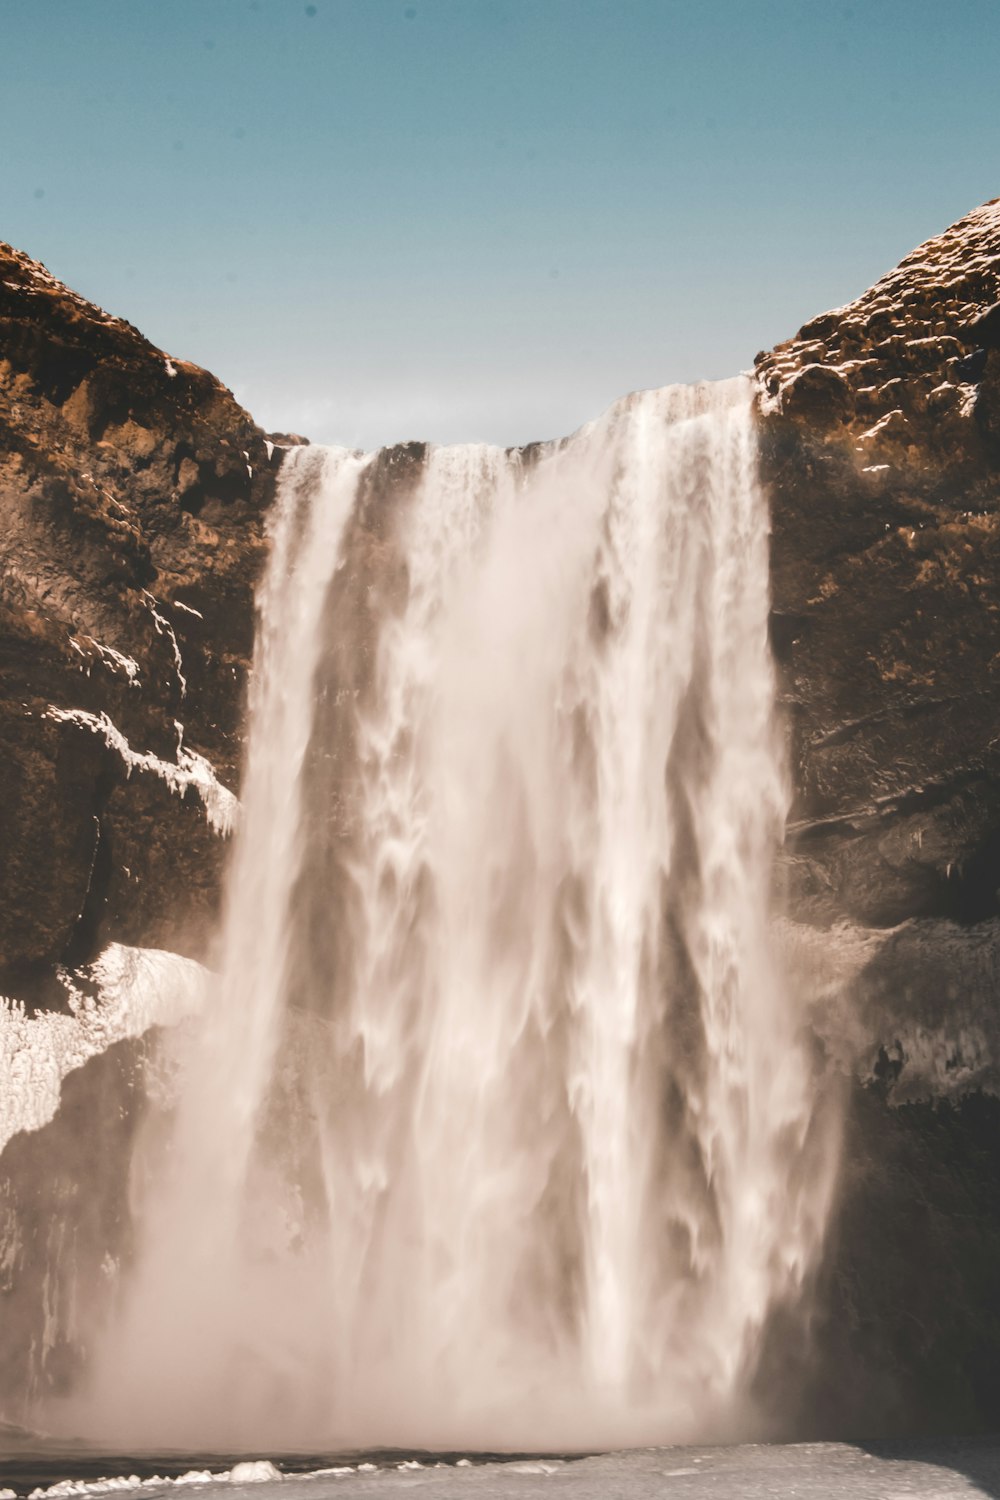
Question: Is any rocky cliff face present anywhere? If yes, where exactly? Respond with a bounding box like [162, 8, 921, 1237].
[758, 198, 1000, 932]
[756, 199, 1000, 1436]
[0, 243, 279, 1006]
[756, 200, 1000, 1101]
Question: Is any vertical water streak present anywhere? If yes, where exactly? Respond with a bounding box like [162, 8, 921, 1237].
[74, 379, 840, 1451]
[78, 447, 369, 1442]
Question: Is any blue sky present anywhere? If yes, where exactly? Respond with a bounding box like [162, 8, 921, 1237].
[3, 0, 999, 449]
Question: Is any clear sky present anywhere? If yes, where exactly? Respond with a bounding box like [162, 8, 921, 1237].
[3, 0, 999, 450]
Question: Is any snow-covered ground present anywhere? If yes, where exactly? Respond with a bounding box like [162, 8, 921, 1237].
[2, 1442, 999, 1500]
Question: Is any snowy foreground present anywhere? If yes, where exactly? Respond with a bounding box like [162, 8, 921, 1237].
[3, 1443, 1000, 1500]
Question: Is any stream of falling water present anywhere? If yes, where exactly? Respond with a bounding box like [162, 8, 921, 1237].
[73, 378, 839, 1452]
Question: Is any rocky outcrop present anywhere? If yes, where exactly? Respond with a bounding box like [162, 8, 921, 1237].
[757, 199, 1000, 930]
[756, 200, 1000, 1437]
[0, 243, 280, 1006]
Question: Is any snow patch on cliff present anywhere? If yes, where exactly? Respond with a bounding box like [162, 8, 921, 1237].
[777, 913, 1000, 1102]
[142, 591, 187, 699]
[70, 637, 142, 687]
[45, 707, 238, 836]
[0, 945, 207, 1155]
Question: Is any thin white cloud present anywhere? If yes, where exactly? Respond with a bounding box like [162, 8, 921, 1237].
[236, 373, 657, 453]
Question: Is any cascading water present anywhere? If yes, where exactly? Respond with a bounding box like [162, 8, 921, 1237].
[71, 377, 840, 1452]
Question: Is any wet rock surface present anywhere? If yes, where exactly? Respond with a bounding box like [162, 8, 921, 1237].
[757, 198, 1000, 930]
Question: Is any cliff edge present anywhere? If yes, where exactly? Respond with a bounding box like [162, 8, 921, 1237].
[758, 199, 1000, 929]
[0, 244, 277, 1004]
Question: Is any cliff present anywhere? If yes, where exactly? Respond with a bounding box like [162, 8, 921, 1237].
[756, 199, 1000, 1436]
[0, 243, 278, 1007]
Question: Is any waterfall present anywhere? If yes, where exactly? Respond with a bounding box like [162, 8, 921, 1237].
[71, 377, 840, 1452]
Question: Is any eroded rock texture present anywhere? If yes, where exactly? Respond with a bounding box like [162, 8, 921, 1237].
[757, 199, 1000, 1436]
[758, 198, 1000, 930]
[0, 242, 277, 1003]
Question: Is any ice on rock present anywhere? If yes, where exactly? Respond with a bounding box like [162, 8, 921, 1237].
[69, 638, 142, 687]
[45, 706, 238, 836]
[142, 590, 187, 698]
[0, 944, 207, 1153]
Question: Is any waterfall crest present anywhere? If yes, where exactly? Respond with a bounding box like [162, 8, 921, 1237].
[75, 378, 840, 1451]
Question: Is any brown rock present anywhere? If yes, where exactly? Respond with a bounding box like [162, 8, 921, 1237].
[0, 242, 275, 995]
[757, 199, 1000, 929]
